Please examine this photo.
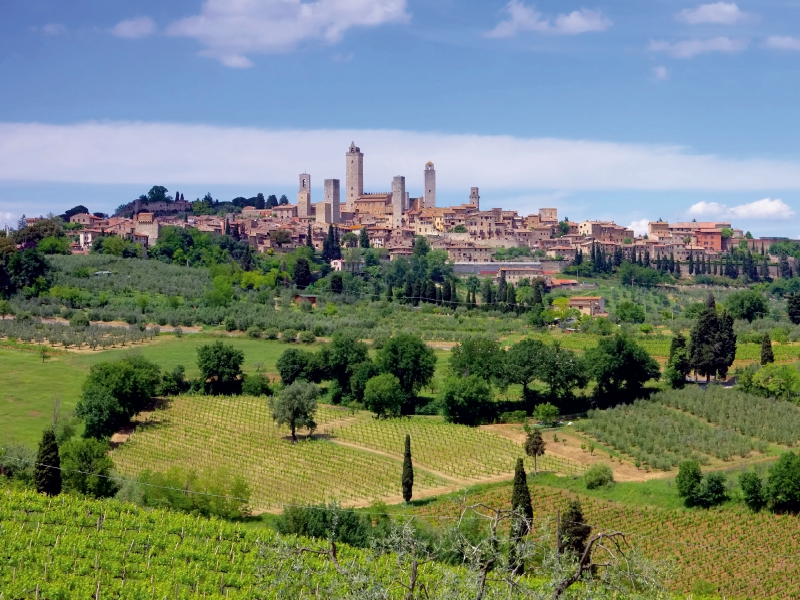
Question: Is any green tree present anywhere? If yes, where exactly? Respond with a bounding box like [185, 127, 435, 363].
[510, 457, 533, 575]
[440, 375, 492, 426]
[524, 427, 546, 475]
[60, 438, 117, 498]
[558, 500, 591, 557]
[585, 334, 660, 405]
[0, 299, 14, 319]
[533, 402, 559, 426]
[359, 227, 370, 248]
[449, 337, 505, 385]
[690, 294, 736, 381]
[584, 463, 614, 490]
[614, 301, 646, 323]
[725, 290, 768, 322]
[665, 333, 690, 389]
[402, 434, 414, 503]
[676, 460, 702, 507]
[788, 293, 800, 325]
[761, 333, 775, 365]
[76, 386, 126, 439]
[326, 332, 369, 396]
[504, 338, 550, 401]
[749, 363, 800, 400]
[293, 257, 312, 288]
[363, 373, 405, 418]
[269, 381, 319, 443]
[739, 471, 766, 512]
[35, 428, 61, 496]
[375, 334, 436, 402]
[276, 348, 317, 386]
[766, 451, 800, 513]
[539, 342, 587, 402]
[694, 472, 728, 508]
[197, 341, 244, 395]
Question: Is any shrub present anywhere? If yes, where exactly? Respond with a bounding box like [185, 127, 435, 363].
[69, 312, 90, 328]
[499, 410, 527, 424]
[694, 472, 728, 508]
[264, 328, 279, 340]
[246, 326, 262, 339]
[280, 329, 297, 343]
[298, 330, 316, 344]
[241, 373, 272, 397]
[584, 462, 614, 489]
[739, 471, 766, 512]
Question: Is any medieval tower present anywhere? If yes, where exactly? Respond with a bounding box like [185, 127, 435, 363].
[346, 142, 363, 211]
[324, 179, 341, 224]
[424, 162, 436, 208]
[392, 176, 406, 228]
[469, 187, 480, 211]
[297, 173, 311, 218]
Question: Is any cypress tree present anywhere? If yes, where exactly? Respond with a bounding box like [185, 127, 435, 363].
[761, 333, 775, 365]
[788, 293, 800, 325]
[404, 278, 413, 303]
[510, 458, 533, 574]
[35, 428, 61, 496]
[386, 282, 393, 302]
[306, 224, 313, 248]
[669, 252, 675, 273]
[717, 310, 736, 379]
[436, 285, 443, 305]
[689, 294, 719, 382]
[402, 434, 413, 503]
[442, 280, 451, 305]
[497, 270, 507, 304]
[359, 227, 370, 248]
[558, 500, 591, 557]
[688, 252, 694, 274]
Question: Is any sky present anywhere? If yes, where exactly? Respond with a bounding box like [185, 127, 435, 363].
[2, 0, 800, 236]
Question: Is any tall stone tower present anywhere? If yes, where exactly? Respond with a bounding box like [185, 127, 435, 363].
[346, 142, 363, 211]
[392, 176, 406, 228]
[423, 162, 436, 208]
[469, 187, 480, 211]
[297, 173, 311, 218]
[324, 179, 341, 224]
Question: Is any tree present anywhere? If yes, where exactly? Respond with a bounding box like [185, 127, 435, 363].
[449, 337, 505, 384]
[766, 451, 800, 513]
[375, 335, 436, 401]
[676, 460, 702, 507]
[725, 290, 768, 322]
[359, 227, 370, 248]
[330, 272, 343, 294]
[689, 294, 735, 381]
[539, 342, 587, 402]
[60, 437, 117, 498]
[504, 338, 549, 401]
[615, 301, 646, 323]
[197, 341, 245, 395]
[35, 428, 61, 496]
[293, 257, 312, 288]
[533, 402, 559, 426]
[761, 333, 775, 365]
[279, 194, 289, 205]
[510, 458, 533, 575]
[694, 472, 728, 508]
[0, 299, 13, 319]
[76, 386, 127, 439]
[402, 434, 413, 503]
[788, 293, 800, 325]
[269, 381, 319, 443]
[363, 373, 405, 418]
[665, 333, 690, 389]
[739, 471, 766, 512]
[559, 500, 591, 557]
[349, 360, 380, 403]
[585, 334, 660, 405]
[524, 427, 546, 475]
[276, 348, 320, 386]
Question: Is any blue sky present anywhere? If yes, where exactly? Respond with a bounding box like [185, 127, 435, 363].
[2, 0, 800, 236]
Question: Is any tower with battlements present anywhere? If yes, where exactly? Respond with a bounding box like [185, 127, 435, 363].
[392, 176, 406, 228]
[298, 173, 311, 218]
[346, 142, 363, 211]
[424, 162, 436, 209]
[324, 179, 341, 224]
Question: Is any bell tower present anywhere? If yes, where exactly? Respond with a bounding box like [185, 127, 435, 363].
[424, 162, 436, 208]
[345, 142, 363, 211]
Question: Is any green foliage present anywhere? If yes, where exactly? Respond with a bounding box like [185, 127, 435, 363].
[533, 402, 559, 426]
[197, 341, 244, 395]
[739, 471, 766, 512]
[689, 295, 736, 380]
[676, 460, 702, 505]
[158, 364, 188, 395]
[585, 334, 660, 404]
[38, 235, 71, 255]
[584, 462, 614, 489]
[511, 458, 533, 535]
[693, 472, 728, 508]
[559, 499, 591, 557]
[440, 375, 492, 426]
[788, 293, 800, 325]
[524, 428, 546, 475]
[615, 301, 646, 323]
[363, 373, 405, 418]
[275, 502, 373, 547]
[402, 434, 414, 503]
[766, 451, 800, 513]
[35, 428, 61, 496]
[449, 337, 505, 384]
[60, 437, 118, 498]
[276, 348, 320, 386]
[761, 333, 775, 365]
[725, 290, 768, 322]
[740, 363, 800, 400]
[375, 334, 436, 399]
[349, 360, 380, 404]
[268, 380, 319, 442]
[241, 373, 272, 396]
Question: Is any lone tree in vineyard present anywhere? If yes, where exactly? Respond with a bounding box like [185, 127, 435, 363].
[269, 381, 319, 443]
[35, 428, 61, 496]
[761, 333, 775, 365]
[524, 426, 546, 475]
[402, 434, 413, 503]
[558, 499, 591, 557]
[510, 457, 533, 575]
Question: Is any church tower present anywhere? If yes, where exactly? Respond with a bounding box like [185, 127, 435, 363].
[392, 176, 405, 228]
[469, 187, 480, 211]
[324, 179, 341, 224]
[423, 162, 436, 208]
[346, 142, 363, 211]
[298, 173, 311, 218]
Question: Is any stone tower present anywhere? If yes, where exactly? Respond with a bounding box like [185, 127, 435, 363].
[392, 176, 406, 228]
[424, 162, 436, 208]
[346, 142, 363, 211]
[324, 179, 341, 224]
[297, 173, 311, 218]
[469, 187, 480, 211]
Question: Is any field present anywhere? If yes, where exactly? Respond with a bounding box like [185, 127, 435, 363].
[401, 480, 800, 598]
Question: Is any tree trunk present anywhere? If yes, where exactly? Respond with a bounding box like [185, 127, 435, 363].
[291, 424, 297, 444]
[534, 455, 538, 476]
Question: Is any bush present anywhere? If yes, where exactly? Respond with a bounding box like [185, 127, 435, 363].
[694, 472, 728, 508]
[69, 312, 90, 328]
[242, 373, 272, 396]
[498, 410, 527, 424]
[298, 330, 316, 344]
[739, 471, 766, 512]
[246, 326, 262, 339]
[280, 329, 297, 343]
[584, 463, 614, 489]
[264, 328, 279, 340]
[275, 503, 373, 548]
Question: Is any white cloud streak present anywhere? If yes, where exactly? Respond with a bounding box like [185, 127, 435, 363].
[677, 2, 746, 25]
[166, 0, 409, 68]
[486, 1, 611, 38]
[628, 219, 650, 236]
[649, 36, 747, 58]
[111, 17, 157, 39]
[687, 198, 795, 220]
[3, 122, 800, 196]
[766, 36, 800, 51]
[42, 23, 67, 36]
[652, 66, 669, 80]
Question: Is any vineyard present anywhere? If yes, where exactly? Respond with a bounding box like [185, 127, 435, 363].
[112, 396, 445, 510]
[406, 482, 800, 598]
[577, 400, 766, 470]
[331, 417, 585, 480]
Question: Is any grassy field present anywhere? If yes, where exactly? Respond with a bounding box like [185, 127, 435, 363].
[396, 479, 800, 598]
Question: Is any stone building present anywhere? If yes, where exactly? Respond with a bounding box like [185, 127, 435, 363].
[346, 142, 364, 211]
[424, 162, 436, 208]
[297, 173, 312, 218]
[324, 179, 341, 224]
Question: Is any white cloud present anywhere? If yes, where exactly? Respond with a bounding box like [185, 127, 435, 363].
[486, 1, 611, 38]
[687, 198, 795, 220]
[111, 17, 156, 39]
[628, 219, 650, 236]
[166, 0, 409, 68]
[41, 23, 66, 36]
[766, 36, 800, 51]
[652, 66, 669, 80]
[677, 3, 746, 25]
[649, 37, 747, 58]
[4, 122, 800, 196]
